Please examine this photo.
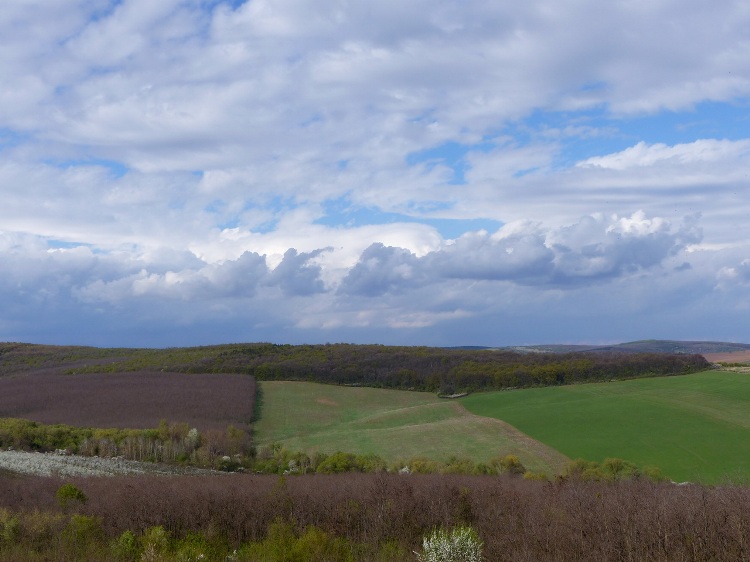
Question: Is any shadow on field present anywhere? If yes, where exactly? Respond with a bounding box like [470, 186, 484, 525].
[252, 383, 264, 423]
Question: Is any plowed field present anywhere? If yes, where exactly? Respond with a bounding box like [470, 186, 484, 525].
[0, 371, 255, 431]
[703, 350, 750, 363]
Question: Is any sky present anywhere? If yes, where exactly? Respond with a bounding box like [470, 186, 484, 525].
[1, 0, 750, 348]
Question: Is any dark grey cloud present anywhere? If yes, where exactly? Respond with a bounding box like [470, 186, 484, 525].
[339, 212, 702, 296]
[338, 243, 425, 297]
[547, 212, 702, 284]
[265, 248, 327, 296]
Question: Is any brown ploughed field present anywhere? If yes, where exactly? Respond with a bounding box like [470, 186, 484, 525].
[703, 350, 750, 363]
[0, 371, 255, 431]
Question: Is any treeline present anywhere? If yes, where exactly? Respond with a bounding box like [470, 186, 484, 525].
[255, 447, 537, 478]
[0, 418, 253, 469]
[0, 417, 664, 481]
[0, 342, 712, 393]
[2, 472, 749, 561]
[204, 345, 710, 393]
[0, 417, 532, 477]
[2, 342, 709, 394]
[254, 443, 665, 482]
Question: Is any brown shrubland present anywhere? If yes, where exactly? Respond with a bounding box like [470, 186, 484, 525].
[3, 472, 750, 560]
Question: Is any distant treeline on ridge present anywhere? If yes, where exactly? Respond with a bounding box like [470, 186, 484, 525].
[207, 344, 711, 393]
[0, 342, 710, 394]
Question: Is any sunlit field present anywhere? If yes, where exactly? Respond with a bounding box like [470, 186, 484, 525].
[461, 371, 750, 483]
[253, 381, 569, 474]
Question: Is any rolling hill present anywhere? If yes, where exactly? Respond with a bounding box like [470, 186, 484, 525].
[252, 381, 569, 474]
[461, 370, 750, 483]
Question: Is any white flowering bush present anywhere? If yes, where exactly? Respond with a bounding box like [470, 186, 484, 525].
[416, 526, 483, 562]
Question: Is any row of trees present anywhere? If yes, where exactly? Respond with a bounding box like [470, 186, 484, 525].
[252, 443, 665, 482]
[0, 418, 253, 468]
[0, 416, 666, 481]
[207, 345, 710, 393]
[253, 444, 534, 477]
[0, 416, 538, 476]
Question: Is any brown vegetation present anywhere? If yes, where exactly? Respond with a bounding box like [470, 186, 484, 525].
[3, 472, 750, 560]
[704, 350, 750, 363]
[0, 372, 255, 432]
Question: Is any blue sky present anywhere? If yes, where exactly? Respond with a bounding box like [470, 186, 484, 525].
[1, 0, 750, 348]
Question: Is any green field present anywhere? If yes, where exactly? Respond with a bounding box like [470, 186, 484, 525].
[253, 381, 569, 474]
[461, 370, 750, 483]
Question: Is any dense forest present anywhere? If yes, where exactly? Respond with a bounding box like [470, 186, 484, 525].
[0, 342, 711, 394]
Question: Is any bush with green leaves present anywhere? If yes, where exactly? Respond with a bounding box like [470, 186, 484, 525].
[140, 525, 171, 561]
[56, 483, 88, 510]
[0, 510, 21, 546]
[238, 520, 355, 562]
[110, 529, 140, 560]
[416, 526, 483, 562]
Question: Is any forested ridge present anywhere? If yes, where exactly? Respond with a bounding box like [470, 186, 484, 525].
[0, 342, 710, 393]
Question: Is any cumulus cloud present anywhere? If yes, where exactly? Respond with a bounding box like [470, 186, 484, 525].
[76, 250, 269, 302]
[265, 248, 327, 296]
[547, 211, 702, 283]
[426, 225, 555, 283]
[338, 243, 425, 297]
[0, 1, 749, 345]
[338, 212, 702, 296]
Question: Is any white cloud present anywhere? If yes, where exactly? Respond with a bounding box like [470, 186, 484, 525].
[1, 0, 749, 345]
[336, 211, 700, 296]
[577, 140, 750, 171]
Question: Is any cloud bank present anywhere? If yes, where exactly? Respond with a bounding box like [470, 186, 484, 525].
[0, 0, 749, 346]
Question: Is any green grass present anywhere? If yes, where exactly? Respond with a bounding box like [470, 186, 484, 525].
[253, 382, 569, 474]
[460, 370, 750, 484]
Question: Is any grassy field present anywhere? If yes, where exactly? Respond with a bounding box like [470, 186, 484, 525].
[461, 370, 750, 484]
[253, 381, 569, 474]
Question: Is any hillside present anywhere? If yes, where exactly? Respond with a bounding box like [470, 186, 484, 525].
[253, 381, 569, 474]
[0, 341, 711, 394]
[506, 340, 750, 354]
[0, 340, 737, 480]
[461, 370, 750, 484]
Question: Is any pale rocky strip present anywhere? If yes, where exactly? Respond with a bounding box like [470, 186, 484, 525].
[0, 450, 219, 477]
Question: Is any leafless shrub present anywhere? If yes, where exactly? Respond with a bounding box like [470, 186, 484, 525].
[4, 473, 750, 560]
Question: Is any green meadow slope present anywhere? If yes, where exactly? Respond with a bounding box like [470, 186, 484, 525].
[253, 381, 569, 474]
[461, 370, 750, 484]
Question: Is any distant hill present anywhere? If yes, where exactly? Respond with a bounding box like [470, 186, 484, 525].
[501, 340, 750, 355]
[0, 341, 711, 394]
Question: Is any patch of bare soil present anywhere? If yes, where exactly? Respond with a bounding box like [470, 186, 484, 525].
[704, 350, 750, 363]
[0, 371, 255, 431]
